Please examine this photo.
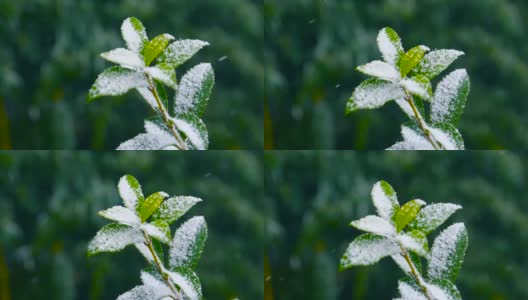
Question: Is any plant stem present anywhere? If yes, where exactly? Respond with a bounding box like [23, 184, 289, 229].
[146, 76, 187, 150]
[399, 246, 434, 300]
[403, 91, 444, 150]
[142, 232, 183, 300]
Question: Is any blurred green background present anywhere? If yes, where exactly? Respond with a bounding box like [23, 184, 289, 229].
[265, 151, 528, 299]
[0, 0, 263, 149]
[0, 151, 264, 299]
[264, 0, 528, 149]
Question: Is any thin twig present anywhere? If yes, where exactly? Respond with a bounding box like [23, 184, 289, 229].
[399, 245, 434, 300]
[403, 91, 444, 150]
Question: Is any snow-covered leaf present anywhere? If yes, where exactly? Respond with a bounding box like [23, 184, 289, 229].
[392, 199, 426, 232]
[137, 191, 169, 222]
[144, 118, 176, 144]
[97, 206, 141, 226]
[397, 281, 428, 300]
[88, 223, 144, 256]
[141, 34, 174, 66]
[429, 125, 464, 150]
[431, 69, 470, 125]
[414, 49, 464, 79]
[387, 125, 434, 150]
[121, 17, 148, 54]
[424, 282, 453, 300]
[141, 220, 171, 244]
[158, 39, 209, 68]
[117, 132, 174, 150]
[339, 233, 399, 269]
[377, 27, 404, 66]
[152, 196, 202, 225]
[167, 268, 202, 300]
[145, 63, 177, 89]
[371, 180, 400, 221]
[118, 175, 144, 211]
[428, 278, 462, 300]
[88, 66, 147, 101]
[140, 271, 171, 295]
[169, 216, 207, 269]
[350, 215, 396, 237]
[174, 63, 214, 117]
[396, 230, 428, 256]
[357, 60, 401, 82]
[172, 114, 209, 150]
[398, 45, 430, 77]
[408, 203, 462, 234]
[346, 79, 405, 113]
[116, 284, 172, 300]
[401, 75, 432, 100]
[428, 223, 468, 283]
[100, 48, 145, 70]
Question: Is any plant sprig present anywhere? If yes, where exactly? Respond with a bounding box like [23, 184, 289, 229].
[340, 180, 468, 300]
[345, 27, 470, 150]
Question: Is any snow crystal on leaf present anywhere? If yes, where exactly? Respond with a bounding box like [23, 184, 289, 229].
[101, 48, 145, 70]
[398, 125, 435, 150]
[172, 117, 208, 150]
[340, 234, 399, 268]
[377, 27, 404, 66]
[347, 79, 405, 113]
[117, 285, 162, 300]
[140, 271, 171, 294]
[135, 243, 154, 263]
[350, 215, 396, 237]
[141, 221, 171, 244]
[396, 232, 427, 256]
[167, 271, 199, 300]
[174, 63, 214, 117]
[169, 216, 207, 269]
[408, 203, 462, 234]
[401, 76, 432, 100]
[117, 133, 174, 150]
[121, 17, 148, 54]
[153, 196, 202, 225]
[371, 181, 399, 221]
[415, 49, 464, 79]
[118, 175, 143, 211]
[88, 66, 148, 101]
[98, 206, 140, 226]
[424, 283, 451, 300]
[428, 223, 468, 282]
[145, 64, 177, 89]
[398, 281, 427, 300]
[144, 120, 176, 146]
[88, 223, 144, 255]
[357, 60, 401, 82]
[431, 69, 469, 125]
[429, 128, 458, 150]
[158, 39, 209, 67]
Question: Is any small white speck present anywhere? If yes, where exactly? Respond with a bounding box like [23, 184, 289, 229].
[218, 56, 228, 62]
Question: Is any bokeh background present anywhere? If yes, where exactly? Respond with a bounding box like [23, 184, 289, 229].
[0, 151, 264, 299]
[264, 0, 528, 149]
[0, 0, 263, 149]
[265, 151, 528, 299]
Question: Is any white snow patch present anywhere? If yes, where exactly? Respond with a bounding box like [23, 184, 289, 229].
[357, 60, 401, 82]
[174, 63, 214, 116]
[425, 283, 452, 300]
[428, 223, 467, 281]
[90, 68, 148, 99]
[401, 78, 430, 100]
[351, 215, 396, 237]
[144, 121, 176, 145]
[118, 175, 142, 210]
[377, 28, 402, 66]
[429, 127, 458, 150]
[431, 69, 468, 124]
[348, 80, 405, 111]
[121, 18, 148, 54]
[400, 125, 435, 150]
[141, 223, 170, 244]
[159, 39, 209, 66]
[117, 133, 175, 150]
[416, 49, 464, 78]
[396, 232, 426, 256]
[169, 216, 206, 268]
[167, 271, 199, 300]
[154, 196, 202, 224]
[371, 181, 399, 220]
[410, 203, 462, 234]
[116, 285, 167, 300]
[141, 271, 171, 294]
[98, 206, 140, 226]
[172, 118, 207, 150]
[398, 281, 427, 300]
[145, 65, 177, 89]
[341, 235, 399, 266]
[101, 48, 145, 70]
[88, 224, 144, 254]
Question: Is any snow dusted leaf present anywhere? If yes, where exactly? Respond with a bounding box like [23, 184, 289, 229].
[140, 271, 171, 295]
[116, 285, 157, 300]
[350, 215, 396, 237]
[87, 223, 144, 256]
[174, 63, 214, 117]
[145, 63, 177, 90]
[428, 223, 468, 283]
[388, 125, 434, 150]
[173, 114, 209, 150]
[431, 69, 470, 125]
[398, 45, 430, 77]
[357, 60, 401, 82]
[97, 206, 141, 226]
[428, 279, 462, 300]
[167, 268, 202, 300]
[118, 175, 144, 211]
[144, 118, 177, 145]
[141, 34, 174, 66]
[408, 203, 462, 234]
[121, 17, 148, 54]
[414, 49, 464, 79]
[424, 283, 453, 300]
[141, 220, 171, 244]
[101, 48, 145, 70]
[340, 234, 399, 269]
[392, 199, 426, 232]
[397, 281, 427, 300]
[429, 125, 463, 150]
[137, 191, 169, 222]
[401, 75, 432, 100]
[371, 180, 399, 221]
[88, 66, 147, 101]
[169, 216, 207, 269]
[117, 133, 173, 150]
[346, 79, 405, 113]
[377, 27, 404, 66]
[396, 230, 428, 257]
[152, 196, 202, 225]
[158, 39, 209, 68]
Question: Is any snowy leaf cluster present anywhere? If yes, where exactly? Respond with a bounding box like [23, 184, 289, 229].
[340, 180, 468, 300]
[345, 27, 470, 150]
[88, 17, 214, 150]
[88, 174, 206, 300]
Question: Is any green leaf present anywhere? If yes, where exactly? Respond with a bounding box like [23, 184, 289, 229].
[392, 199, 426, 232]
[400, 75, 432, 100]
[87, 223, 144, 256]
[174, 63, 215, 117]
[345, 79, 405, 114]
[173, 114, 209, 150]
[431, 69, 470, 125]
[429, 278, 462, 300]
[429, 123, 465, 150]
[137, 191, 169, 222]
[158, 39, 209, 68]
[121, 17, 149, 54]
[167, 268, 202, 300]
[356, 60, 401, 82]
[376, 27, 404, 66]
[88, 66, 147, 101]
[141, 219, 171, 244]
[398, 45, 430, 77]
[408, 203, 462, 234]
[339, 233, 399, 270]
[413, 49, 465, 79]
[141, 34, 175, 66]
[428, 223, 468, 283]
[371, 180, 400, 220]
[152, 196, 203, 225]
[118, 174, 144, 211]
[145, 63, 177, 90]
[169, 216, 207, 269]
